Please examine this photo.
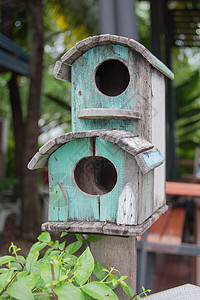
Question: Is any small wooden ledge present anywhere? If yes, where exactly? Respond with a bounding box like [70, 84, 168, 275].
[41, 204, 168, 237]
[78, 108, 141, 120]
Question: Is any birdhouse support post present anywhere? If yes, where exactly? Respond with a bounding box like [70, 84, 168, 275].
[90, 235, 137, 299]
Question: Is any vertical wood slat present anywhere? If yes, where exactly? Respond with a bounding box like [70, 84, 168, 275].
[95, 138, 125, 222]
[151, 69, 166, 212]
[48, 138, 99, 221]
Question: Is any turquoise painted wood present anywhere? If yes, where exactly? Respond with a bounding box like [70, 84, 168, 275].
[71, 44, 136, 132]
[48, 138, 99, 221]
[95, 138, 125, 222]
[48, 136, 127, 223]
[49, 184, 66, 221]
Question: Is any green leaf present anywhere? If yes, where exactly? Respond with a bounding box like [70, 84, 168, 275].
[10, 261, 23, 271]
[55, 282, 85, 300]
[7, 281, 34, 300]
[17, 255, 26, 265]
[63, 254, 77, 269]
[74, 247, 94, 286]
[93, 262, 105, 280]
[40, 262, 60, 285]
[120, 281, 135, 298]
[60, 232, 68, 238]
[75, 233, 82, 241]
[0, 256, 16, 266]
[29, 241, 47, 253]
[30, 256, 51, 274]
[26, 251, 39, 272]
[82, 282, 119, 300]
[0, 271, 15, 287]
[58, 241, 66, 251]
[65, 240, 83, 255]
[20, 274, 40, 290]
[106, 274, 120, 290]
[87, 235, 102, 242]
[38, 232, 51, 243]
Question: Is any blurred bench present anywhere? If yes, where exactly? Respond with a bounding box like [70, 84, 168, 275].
[137, 181, 200, 292]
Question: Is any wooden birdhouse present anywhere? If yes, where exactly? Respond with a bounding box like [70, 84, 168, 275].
[28, 34, 174, 236]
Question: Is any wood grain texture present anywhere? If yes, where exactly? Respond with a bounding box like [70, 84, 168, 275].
[90, 236, 137, 299]
[71, 44, 136, 132]
[117, 183, 137, 225]
[28, 130, 159, 174]
[41, 204, 168, 236]
[151, 69, 166, 211]
[78, 108, 141, 120]
[48, 138, 99, 222]
[56, 34, 173, 81]
[95, 138, 125, 222]
[134, 52, 152, 141]
[138, 170, 154, 224]
[49, 182, 68, 221]
[135, 148, 164, 174]
[53, 61, 71, 81]
[148, 207, 186, 244]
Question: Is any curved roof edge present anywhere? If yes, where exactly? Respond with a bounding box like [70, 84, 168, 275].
[53, 34, 174, 82]
[28, 129, 164, 174]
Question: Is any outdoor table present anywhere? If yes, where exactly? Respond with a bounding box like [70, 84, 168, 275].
[146, 284, 200, 299]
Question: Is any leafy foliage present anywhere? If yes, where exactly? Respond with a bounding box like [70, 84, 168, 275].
[0, 232, 151, 299]
[175, 70, 200, 163]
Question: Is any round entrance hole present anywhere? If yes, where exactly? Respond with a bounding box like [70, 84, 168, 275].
[73, 156, 117, 196]
[95, 59, 130, 96]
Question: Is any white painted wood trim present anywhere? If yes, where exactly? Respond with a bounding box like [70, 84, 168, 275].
[117, 183, 137, 225]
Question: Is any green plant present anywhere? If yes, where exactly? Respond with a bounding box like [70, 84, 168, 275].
[0, 232, 151, 299]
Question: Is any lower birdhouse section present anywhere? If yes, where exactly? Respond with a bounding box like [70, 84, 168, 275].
[28, 130, 167, 236]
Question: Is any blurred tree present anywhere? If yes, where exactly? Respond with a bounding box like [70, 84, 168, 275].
[0, 0, 99, 236]
[1, 0, 44, 236]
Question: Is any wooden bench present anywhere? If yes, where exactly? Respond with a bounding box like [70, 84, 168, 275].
[137, 181, 200, 292]
[148, 207, 186, 245]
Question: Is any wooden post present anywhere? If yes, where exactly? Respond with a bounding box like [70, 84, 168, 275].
[91, 236, 137, 299]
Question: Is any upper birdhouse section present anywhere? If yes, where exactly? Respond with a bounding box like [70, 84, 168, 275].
[54, 34, 174, 137]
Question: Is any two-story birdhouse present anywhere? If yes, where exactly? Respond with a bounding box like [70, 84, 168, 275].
[28, 34, 174, 236]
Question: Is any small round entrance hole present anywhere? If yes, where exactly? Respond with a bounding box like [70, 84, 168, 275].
[95, 59, 130, 96]
[73, 156, 117, 196]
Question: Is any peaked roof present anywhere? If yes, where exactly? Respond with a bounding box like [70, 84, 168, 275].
[54, 34, 174, 82]
[28, 129, 164, 174]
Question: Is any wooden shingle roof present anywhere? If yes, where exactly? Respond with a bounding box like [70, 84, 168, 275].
[54, 34, 174, 82]
[28, 129, 164, 174]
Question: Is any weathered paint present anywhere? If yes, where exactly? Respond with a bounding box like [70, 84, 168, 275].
[48, 138, 99, 221]
[151, 69, 166, 211]
[138, 170, 154, 224]
[95, 138, 125, 222]
[49, 183, 66, 221]
[71, 44, 136, 132]
[48, 136, 127, 223]
[142, 150, 164, 168]
[117, 183, 137, 225]
[155, 57, 174, 80]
